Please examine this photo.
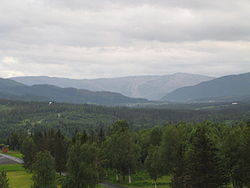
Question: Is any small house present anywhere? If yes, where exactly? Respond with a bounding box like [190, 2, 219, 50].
[1, 145, 9, 153]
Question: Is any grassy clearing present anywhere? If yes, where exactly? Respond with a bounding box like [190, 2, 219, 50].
[7, 171, 32, 188]
[0, 164, 25, 172]
[0, 104, 12, 111]
[122, 176, 171, 188]
[107, 171, 171, 188]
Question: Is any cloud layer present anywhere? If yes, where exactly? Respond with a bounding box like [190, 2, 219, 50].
[0, 0, 250, 78]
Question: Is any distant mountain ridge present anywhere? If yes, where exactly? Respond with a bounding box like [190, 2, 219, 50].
[162, 72, 250, 102]
[11, 73, 214, 100]
[0, 78, 148, 106]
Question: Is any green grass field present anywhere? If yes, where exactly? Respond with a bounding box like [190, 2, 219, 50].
[7, 171, 32, 188]
[0, 164, 25, 172]
[122, 176, 171, 188]
[107, 171, 171, 188]
[0, 164, 32, 188]
[0, 163, 108, 188]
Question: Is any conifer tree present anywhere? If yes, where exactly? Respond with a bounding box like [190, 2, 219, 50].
[32, 151, 56, 188]
[240, 125, 250, 187]
[0, 171, 9, 188]
[21, 136, 37, 170]
[171, 144, 187, 188]
[186, 127, 229, 188]
[54, 130, 67, 175]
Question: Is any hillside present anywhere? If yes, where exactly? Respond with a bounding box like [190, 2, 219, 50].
[0, 78, 148, 105]
[162, 72, 250, 102]
[1, 99, 250, 138]
[11, 73, 214, 100]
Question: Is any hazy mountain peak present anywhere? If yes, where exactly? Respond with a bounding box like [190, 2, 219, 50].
[11, 73, 214, 100]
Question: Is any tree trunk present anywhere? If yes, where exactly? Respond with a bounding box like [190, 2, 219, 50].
[128, 168, 132, 184]
[128, 174, 132, 184]
[116, 174, 119, 182]
[155, 181, 157, 188]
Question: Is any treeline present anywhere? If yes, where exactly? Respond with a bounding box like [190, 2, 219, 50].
[1, 99, 250, 140]
[6, 120, 250, 188]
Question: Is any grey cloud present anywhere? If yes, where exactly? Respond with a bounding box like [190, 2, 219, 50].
[0, 0, 249, 78]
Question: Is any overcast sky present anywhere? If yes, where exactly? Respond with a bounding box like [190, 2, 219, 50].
[0, 0, 250, 79]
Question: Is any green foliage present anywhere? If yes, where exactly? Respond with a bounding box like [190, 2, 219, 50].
[32, 151, 56, 188]
[239, 125, 250, 187]
[53, 130, 67, 174]
[185, 127, 229, 188]
[0, 171, 9, 188]
[149, 127, 162, 146]
[62, 143, 100, 188]
[21, 137, 37, 170]
[171, 144, 187, 188]
[1, 101, 250, 188]
[104, 121, 139, 181]
[160, 126, 182, 174]
[145, 146, 162, 182]
[1, 99, 250, 140]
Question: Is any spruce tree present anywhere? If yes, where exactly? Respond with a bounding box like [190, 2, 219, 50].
[171, 144, 187, 188]
[21, 136, 37, 170]
[54, 130, 67, 175]
[0, 171, 9, 188]
[240, 125, 250, 187]
[32, 151, 56, 188]
[186, 127, 229, 188]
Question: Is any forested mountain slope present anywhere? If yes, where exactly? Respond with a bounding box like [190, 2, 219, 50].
[0, 78, 147, 105]
[162, 73, 250, 102]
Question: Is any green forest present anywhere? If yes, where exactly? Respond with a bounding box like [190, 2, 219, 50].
[1, 99, 250, 187]
[3, 119, 250, 188]
[1, 99, 250, 139]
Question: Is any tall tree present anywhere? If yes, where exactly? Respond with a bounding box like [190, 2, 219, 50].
[171, 144, 188, 188]
[145, 146, 162, 188]
[32, 151, 56, 188]
[0, 171, 9, 188]
[186, 127, 229, 188]
[160, 126, 182, 174]
[239, 124, 250, 187]
[149, 127, 162, 146]
[21, 136, 37, 170]
[220, 125, 244, 188]
[62, 143, 100, 188]
[105, 120, 139, 183]
[53, 130, 67, 175]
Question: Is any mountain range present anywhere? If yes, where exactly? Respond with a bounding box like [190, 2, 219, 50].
[1, 72, 250, 105]
[11, 73, 213, 100]
[0, 78, 147, 105]
[162, 72, 250, 102]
